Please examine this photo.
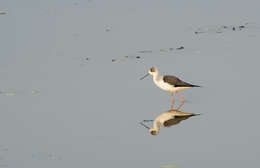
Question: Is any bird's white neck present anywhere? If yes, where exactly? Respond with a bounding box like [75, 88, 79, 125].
[152, 72, 160, 82]
[152, 120, 160, 132]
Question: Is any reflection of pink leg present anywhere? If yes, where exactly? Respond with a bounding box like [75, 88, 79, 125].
[176, 91, 185, 110]
[170, 92, 175, 110]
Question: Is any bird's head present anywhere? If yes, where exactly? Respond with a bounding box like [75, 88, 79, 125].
[149, 128, 159, 136]
[148, 67, 158, 75]
[140, 67, 158, 80]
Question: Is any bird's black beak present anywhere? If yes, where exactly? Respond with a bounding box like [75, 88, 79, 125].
[139, 120, 153, 129]
[140, 73, 149, 80]
[139, 121, 150, 129]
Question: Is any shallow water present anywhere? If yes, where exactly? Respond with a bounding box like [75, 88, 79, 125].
[1, 0, 260, 168]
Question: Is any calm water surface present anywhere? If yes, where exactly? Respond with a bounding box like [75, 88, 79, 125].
[0, 0, 260, 167]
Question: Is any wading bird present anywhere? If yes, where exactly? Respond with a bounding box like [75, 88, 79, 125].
[140, 67, 200, 110]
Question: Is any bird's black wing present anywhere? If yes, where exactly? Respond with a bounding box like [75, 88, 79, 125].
[163, 75, 200, 87]
[163, 116, 193, 127]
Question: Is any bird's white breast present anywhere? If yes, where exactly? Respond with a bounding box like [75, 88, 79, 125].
[153, 78, 176, 92]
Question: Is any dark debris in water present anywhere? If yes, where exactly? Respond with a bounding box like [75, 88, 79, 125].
[137, 50, 153, 53]
[176, 46, 184, 50]
[111, 45, 186, 63]
[0, 11, 7, 15]
[77, 45, 186, 64]
[194, 22, 259, 34]
[112, 55, 142, 62]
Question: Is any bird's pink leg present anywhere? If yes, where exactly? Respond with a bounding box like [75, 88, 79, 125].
[176, 91, 185, 110]
[170, 92, 175, 110]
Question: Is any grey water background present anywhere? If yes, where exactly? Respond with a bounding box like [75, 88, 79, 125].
[1, 0, 260, 167]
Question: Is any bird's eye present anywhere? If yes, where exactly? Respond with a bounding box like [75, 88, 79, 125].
[150, 67, 155, 72]
[150, 130, 157, 135]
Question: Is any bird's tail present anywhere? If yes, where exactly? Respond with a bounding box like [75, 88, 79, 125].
[191, 84, 201, 87]
[191, 113, 201, 116]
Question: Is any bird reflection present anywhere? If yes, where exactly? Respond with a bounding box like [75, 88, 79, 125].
[140, 110, 200, 135]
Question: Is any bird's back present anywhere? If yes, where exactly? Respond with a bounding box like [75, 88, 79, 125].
[163, 75, 200, 87]
[167, 110, 199, 117]
[162, 110, 200, 127]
